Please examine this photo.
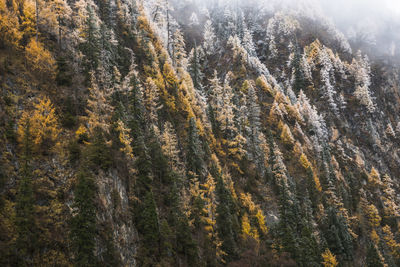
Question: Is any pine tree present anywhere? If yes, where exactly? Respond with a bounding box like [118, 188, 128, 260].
[319, 47, 338, 114]
[189, 12, 199, 26]
[291, 49, 307, 92]
[188, 46, 204, 91]
[216, 175, 237, 262]
[245, 82, 266, 174]
[203, 20, 217, 55]
[172, 28, 187, 70]
[366, 242, 385, 267]
[187, 117, 204, 177]
[70, 170, 97, 267]
[15, 121, 37, 265]
[80, 5, 100, 76]
[352, 51, 376, 113]
[137, 190, 160, 257]
[242, 27, 256, 57]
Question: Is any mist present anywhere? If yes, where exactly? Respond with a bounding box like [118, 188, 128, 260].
[319, 0, 400, 58]
[185, 0, 400, 59]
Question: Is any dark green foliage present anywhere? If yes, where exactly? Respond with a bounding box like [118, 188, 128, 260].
[188, 45, 203, 91]
[69, 170, 97, 267]
[15, 157, 37, 265]
[80, 6, 100, 78]
[276, 180, 300, 259]
[136, 190, 160, 265]
[187, 117, 204, 177]
[68, 140, 81, 163]
[5, 119, 16, 143]
[306, 166, 319, 208]
[296, 196, 321, 266]
[159, 219, 174, 259]
[366, 243, 384, 267]
[61, 97, 77, 129]
[291, 49, 308, 93]
[322, 207, 353, 261]
[99, 227, 120, 267]
[134, 136, 153, 192]
[99, 24, 117, 72]
[56, 56, 72, 86]
[216, 175, 238, 261]
[175, 213, 198, 265]
[86, 131, 112, 171]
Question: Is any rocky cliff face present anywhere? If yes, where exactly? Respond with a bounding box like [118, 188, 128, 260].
[1, 0, 400, 266]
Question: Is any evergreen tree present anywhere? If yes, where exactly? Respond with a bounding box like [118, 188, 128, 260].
[136, 190, 160, 264]
[70, 170, 97, 267]
[15, 121, 37, 265]
[216, 175, 238, 262]
[187, 117, 204, 177]
[291, 49, 307, 92]
[203, 20, 217, 55]
[245, 81, 266, 174]
[172, 28, 187, 70]
[188, 46, 204, 91]
[366, 243, 384, 267]
[80, 5, 100, 77]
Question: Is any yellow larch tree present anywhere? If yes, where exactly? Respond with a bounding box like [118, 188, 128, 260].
[18, 96, 60, 153]
[25, 38, 56, 80]
[322, 248, 338, 267]
[0, 0, 22, 49]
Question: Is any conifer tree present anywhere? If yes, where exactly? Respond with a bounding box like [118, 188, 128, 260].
[187, 117, 204, 177]
[86, 72, 114, 135]
[70, 170, 97, 267]
[137, 190, 160, 259]
[245, 81, 266, 173]
[216, 175, 238, 261]
[291, 49, 307, 92]
[352, 51, 376, 113]
[203, 20, 217, 55]
[15, 121, 37, 265]
[322, 248, 338, 267]
[172, 29, 187, 70]
[188, 46, 204, 91]
[161, 121, 184, 176]
[80, 5, 100, 76]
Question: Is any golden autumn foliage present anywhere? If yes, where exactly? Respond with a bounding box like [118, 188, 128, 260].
[322, 248, 338, 267]
[363, 203, 382, 229]
[280, 123, 295, 146]
[241, 213, 259, 241]
[75, 124, 88, 142]
[299, 153, 312, 170]
[382, 225, 400, 259]
[256, 76, 274, 96]
[18, 96, 60, 152]
[255, 209, 268, 235]
[116, 119, 134, 159]
[25, 38, 56, 79]
[314, 173, 323, 192]
[239, 193, 268, 236]
[305, 39, 322, 64]
[20, 0, 37, 40]
[0, 0, 22, 49]
[368, 167, 382, 188]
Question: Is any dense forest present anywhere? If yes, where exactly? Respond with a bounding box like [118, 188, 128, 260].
[1, 0, 400, 266]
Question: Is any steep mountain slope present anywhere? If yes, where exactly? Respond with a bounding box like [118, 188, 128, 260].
[1, 0, 400, 266]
